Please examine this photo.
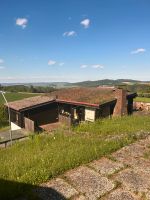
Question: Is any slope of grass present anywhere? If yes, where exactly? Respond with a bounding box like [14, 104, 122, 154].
[0, 115, 150, 199]
[74, 115, 150, 136]
[0, 125, 9, 131]
[134, 97, 150, 103]
[0, 92, 39, 105]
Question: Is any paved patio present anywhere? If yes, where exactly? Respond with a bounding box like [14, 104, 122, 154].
[40, 122, 63, 132]
[35, 135, 150, 200]
[0, 129, 28, 147]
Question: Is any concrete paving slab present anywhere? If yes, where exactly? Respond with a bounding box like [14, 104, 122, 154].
[0, 129, 27, 142]
[114, 168, 150, 194]
[89, 157, 124, 176]
[102, 189, 141, 200]
[130, 157, 150, 175]
[65, 166, 115, 200]
[138, 137, 150, 148]
[146, 191, 150, 200]
[35, 178, 78, 200]
[112, 143, 148, 164]
[72, 195, 87, 200]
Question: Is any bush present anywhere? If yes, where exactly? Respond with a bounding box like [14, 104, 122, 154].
[138, 93, 150, 98]
[0, 105, 8, 128]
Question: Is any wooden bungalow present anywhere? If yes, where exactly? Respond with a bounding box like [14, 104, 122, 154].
[7, 87, 137, 132]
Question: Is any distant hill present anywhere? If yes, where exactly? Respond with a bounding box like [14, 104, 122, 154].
[1, 79, 150, 88]
[72, 79, 149, 87]
[1, 82, 73, 88]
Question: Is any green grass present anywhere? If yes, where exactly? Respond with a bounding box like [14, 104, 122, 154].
[0, 92, 39, 105]
[0, 125, 9, 132]
[144, 151, 150, 160]
[134, 97, 150, 103]
[74, 115, 150, 136]
[0, 115, 150, 199]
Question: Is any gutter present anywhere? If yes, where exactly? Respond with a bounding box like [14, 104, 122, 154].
[56, 99, 100, 108]
[127, 92, 137, 99]
[6, 99, 56, 112]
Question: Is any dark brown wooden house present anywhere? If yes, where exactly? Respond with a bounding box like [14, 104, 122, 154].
[7, 87, 137, 132]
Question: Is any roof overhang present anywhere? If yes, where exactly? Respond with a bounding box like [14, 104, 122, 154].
[127, 92, 137, 99]
[7, 100, 56, 112]
[99, 99, 117, 108]
[56, 99, 100, 108]
[6, 92, 136, 112]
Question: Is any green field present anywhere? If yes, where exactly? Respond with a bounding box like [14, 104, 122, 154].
[0, 92, 39, 105]
[134, 97, 150, 103]
[0, 115, 150, 199]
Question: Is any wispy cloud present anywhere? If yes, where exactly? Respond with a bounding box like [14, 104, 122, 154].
[130, 48, 146, 54]
[0, 75, 81, 83]
[59, 62, 65, 66]
[91, 64, 104, 69]
[80, 64, 88, 68]
[63, 31, 76, 37]
[80, 18, 90, 28]
[48, 60, 56, 66]
[0, 58, 4, 64]
[0, 66, 5, 69]
[80, 64, 104, 69]
[16, 18, 28, 29]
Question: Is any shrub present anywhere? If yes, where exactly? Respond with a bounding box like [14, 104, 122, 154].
[0, 105, 8, 128]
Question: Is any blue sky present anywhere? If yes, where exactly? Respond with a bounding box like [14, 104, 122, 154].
[0, 0, 150, 83]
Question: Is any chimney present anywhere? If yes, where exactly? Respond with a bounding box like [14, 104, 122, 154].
[113, 88, 127, 117]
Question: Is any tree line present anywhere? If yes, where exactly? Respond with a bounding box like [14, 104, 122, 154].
[118, 84, 150, 95]
[0, 84, 56, 93]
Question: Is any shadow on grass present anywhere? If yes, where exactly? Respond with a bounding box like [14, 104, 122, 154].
[0, 178, 67, 200]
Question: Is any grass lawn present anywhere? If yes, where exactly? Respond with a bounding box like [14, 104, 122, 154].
[0, 92, 39, 105]
[0, 125, 9, 132]
[0, 115, 150, 199]
[144, 151, 150, 160]
[74, 115, 150, 135]
[134, 97, 150, 103]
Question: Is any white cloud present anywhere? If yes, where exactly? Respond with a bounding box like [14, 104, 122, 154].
[59, 62, 64, 66]
[0, 66, 5, 69]
[80, 64, 88, 68]
[0, 75, 81, 83]
[80, 18, 90, 28]
[48, 60, 56, 66]
[16, 18, 28, 29]
[63, 31, 76, 37]
[91, 64, 104, 69]
[0, 59, 4, 64]
[130, 48, 146, 54]
[80, 64, 104, 69]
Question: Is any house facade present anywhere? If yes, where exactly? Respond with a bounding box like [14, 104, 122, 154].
[7, 87, 137, 132]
